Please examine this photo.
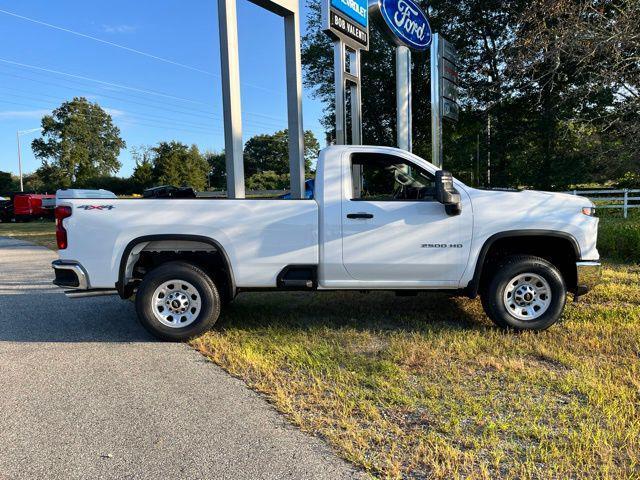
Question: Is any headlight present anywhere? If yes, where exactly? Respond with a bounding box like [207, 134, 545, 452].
[581, 206, 596, 216]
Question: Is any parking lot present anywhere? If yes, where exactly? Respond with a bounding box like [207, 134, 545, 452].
[0, 237, 362, 480]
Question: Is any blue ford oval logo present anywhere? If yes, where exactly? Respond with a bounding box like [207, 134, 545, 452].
[378, 0, 431, 50]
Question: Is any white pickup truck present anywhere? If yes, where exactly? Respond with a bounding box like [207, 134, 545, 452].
[52, 145, 601, 340]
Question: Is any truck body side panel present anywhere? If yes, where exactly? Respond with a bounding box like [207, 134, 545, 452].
[457, 188, 600, 288]
[58, 199, 319, 289]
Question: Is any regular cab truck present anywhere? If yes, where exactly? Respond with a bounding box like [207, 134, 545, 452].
[52, 146, 601, 341]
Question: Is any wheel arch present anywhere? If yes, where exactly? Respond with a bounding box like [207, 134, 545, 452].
[467, 230, 580, 298]
[116, 234, 236, 300]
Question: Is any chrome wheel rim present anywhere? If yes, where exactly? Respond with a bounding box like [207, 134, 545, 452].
[151, 280, 201, 328]
[503, 273, 552, 320]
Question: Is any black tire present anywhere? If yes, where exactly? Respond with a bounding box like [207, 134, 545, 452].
[481, 255, 566, 331]
[135, 261, 221, 341]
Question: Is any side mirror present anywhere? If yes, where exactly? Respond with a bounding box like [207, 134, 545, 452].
[435, 170, 462, 216]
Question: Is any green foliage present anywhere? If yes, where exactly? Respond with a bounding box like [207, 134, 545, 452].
[131, 146, 155, 190]
[205, 151, 226, 189]
[598, 211, 640, 263]
[33, 163, 70, 193]
[206, 130, 320, 191]
[246, 171, 290, 190]
[301, 0, 638, 190]
[76, 176, 138, 196]
[617, 172, 640, 189]
[243, 129, 319, 177]
[31, 97, 125, 186]
[151, 142, 210, 191]
[0, 171, 17, 195]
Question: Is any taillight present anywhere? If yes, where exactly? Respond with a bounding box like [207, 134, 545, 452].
[55, 206, 72, 250]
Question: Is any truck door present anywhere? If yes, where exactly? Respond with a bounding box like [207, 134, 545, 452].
[341, 152, 472, 284]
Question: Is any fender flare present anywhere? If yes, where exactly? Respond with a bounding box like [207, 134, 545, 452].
[466, 230, 581, 298]
[116, 234, 236, 299]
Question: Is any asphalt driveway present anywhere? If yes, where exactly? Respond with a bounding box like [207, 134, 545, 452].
[0, 237, 362, 480]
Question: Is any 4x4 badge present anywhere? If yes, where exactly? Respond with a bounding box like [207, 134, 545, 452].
[77, 205, 115, 211]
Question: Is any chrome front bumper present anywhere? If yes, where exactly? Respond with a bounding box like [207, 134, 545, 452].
[575, 261, 602, 296]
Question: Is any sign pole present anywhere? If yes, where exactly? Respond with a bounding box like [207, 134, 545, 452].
[284, 13, 305, 198]
[349, 49, 362, 145]
[218, 0, 245, 198]
[430, 33, 459, 169]
[322, 0, 368, 148]
[217, 0, 306, 199]
[396, 45, 412, 152]
[369, 0, 430, 153]
[333, 41, 346, 145]
[430, 34, 443, 168]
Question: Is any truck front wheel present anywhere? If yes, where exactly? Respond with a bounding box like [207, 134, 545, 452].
[481, 255, 566, 331]
[135, 261, 221, 341]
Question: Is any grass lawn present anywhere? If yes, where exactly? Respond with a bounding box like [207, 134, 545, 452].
[193, 265, 640, 479]
[3, 216, 639, 478]
[0, 220, 57, 250]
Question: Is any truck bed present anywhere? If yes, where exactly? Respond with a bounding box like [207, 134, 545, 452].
[58, 199, 319, 289]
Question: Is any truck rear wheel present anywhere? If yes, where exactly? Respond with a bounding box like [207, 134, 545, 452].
[135, 261, 221, 341]
[481, 255, 566, 331]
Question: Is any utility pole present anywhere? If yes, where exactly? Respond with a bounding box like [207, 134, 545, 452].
[16, 128, 42, 192]
[16, 131, 23, 192]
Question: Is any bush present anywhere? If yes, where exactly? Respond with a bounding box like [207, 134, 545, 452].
[246, 171, 289, 190]
[616, 171, 640, 189]
[76, 176, 139, 195]
[598, 213, 640, 262]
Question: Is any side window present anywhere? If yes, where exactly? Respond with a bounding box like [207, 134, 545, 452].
[351, 154, 436, 201]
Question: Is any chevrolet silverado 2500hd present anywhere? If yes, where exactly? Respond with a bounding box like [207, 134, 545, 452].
[52, 146, 601, 340]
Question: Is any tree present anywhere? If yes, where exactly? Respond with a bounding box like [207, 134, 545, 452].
[0, 171, 17, 195]
[301, 0, 637, 189]
[31, 97, 125, 186]
[131, 146, 156, 190]
[151, 141, 209, 191]
[34, 162, 71, 192]
[205, 151, 226, 190]
[513, 0, 640, 184]
[301, 0, 530, 184]
[183, 145, 210, 190]
[246, 171, 290, 190]
[22, 171, 46, 193]
[77, 176, 137, 195]
[243, 129, 320, 177]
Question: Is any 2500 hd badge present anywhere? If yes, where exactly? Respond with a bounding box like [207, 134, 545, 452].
[421, 243, 463, 248]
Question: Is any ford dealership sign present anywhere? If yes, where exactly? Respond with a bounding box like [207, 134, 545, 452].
[373, 0, 431, 51]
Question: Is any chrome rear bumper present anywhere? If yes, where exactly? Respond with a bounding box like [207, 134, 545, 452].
[575, 261, 602, 296]
[52, 260, 119, 298]
[52, 260, 89, 290]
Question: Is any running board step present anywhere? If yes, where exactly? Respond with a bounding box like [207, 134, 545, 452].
[279, 279, 314, 288]
[277, 265, 317, 290]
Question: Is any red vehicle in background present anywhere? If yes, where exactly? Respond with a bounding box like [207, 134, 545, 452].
[11, 193, 55, 222]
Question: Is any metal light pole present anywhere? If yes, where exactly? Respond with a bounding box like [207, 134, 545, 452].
[16, 131, 23, 192]
[15, 128, 41, 192]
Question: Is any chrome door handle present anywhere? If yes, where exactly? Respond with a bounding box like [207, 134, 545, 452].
[347, 213, 374, 219]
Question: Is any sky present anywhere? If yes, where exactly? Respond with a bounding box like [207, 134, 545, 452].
[0, 0, 327, 177]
